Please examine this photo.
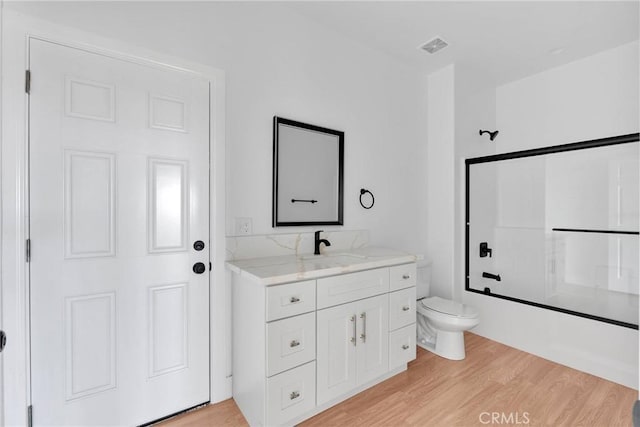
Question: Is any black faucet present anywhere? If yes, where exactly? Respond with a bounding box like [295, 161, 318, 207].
[314, 230, 331, 255]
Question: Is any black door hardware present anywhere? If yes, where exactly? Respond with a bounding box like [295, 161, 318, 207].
[479, 242, 492, 258]
[193, 240, 205, 251]
[291, 199, 317, 204]
[0, 330, 6, 353]
[482, 272, 501, 281]
[193, 262, 206, 274]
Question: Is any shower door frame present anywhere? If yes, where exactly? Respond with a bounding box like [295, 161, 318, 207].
[464, 132, 640, 330]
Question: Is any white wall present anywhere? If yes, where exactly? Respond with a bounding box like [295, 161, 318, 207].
[215, 4, 428, 255]
[457, 41, 639, 389]
[426, 65, 455, 299]
[495, 40, 639, 152]
[4, 1, 429, 256]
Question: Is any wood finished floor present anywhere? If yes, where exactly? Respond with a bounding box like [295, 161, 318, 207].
[159, 333, 637, 426]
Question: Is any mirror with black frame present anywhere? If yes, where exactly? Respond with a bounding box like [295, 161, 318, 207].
[272, 116, 344, 227]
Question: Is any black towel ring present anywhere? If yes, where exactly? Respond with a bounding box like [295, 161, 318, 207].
[359, 188, 374, 209]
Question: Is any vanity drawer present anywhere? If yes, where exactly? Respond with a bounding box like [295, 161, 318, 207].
[266, 361, 316, 427]
[389, 323, 416, 370]
[317, 268, 389, 309]
[389, 263, 416, 291]
[266, 280, 316, 322]
[266, 312, 316, 377]
[388, 287, 416, 331]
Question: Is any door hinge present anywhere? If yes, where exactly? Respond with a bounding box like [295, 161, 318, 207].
[25, 70, 31, 94]
[26, 238, 31, 262]
[0, 330, 6, 352]
[27, 405, 33, 427]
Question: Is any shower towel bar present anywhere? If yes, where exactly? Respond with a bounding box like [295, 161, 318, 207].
[552, 228, 638, 236]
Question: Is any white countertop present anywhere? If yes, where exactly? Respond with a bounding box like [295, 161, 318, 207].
[226, 247, 417, 286]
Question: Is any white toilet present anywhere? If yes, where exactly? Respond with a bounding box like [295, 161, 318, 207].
[416, 263, 480, 360]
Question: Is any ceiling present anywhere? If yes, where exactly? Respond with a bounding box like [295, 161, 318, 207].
[283, 1, 639, 84]
[5, 1, 639, 86]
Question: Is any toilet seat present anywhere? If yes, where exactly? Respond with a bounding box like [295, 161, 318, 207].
[419, 296, 479, 319]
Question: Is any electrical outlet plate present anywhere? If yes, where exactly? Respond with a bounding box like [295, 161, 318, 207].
[235, 217, 252, 235]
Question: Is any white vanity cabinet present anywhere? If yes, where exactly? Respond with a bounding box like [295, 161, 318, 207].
[316, 293, 389, 405]
[388, 264, 417, 369]
[231, 259, 417, 427]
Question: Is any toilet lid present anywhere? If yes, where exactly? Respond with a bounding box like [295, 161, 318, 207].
[420, 296, 479, 318]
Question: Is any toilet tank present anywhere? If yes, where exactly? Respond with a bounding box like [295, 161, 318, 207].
[416, 260, 432, 299]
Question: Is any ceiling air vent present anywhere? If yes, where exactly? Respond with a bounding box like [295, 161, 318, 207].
[420, 37, 448, 54]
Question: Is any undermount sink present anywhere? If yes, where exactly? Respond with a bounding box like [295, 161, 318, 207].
[299, 252, 367, 261]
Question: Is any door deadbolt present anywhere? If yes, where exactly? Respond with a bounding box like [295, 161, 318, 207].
[193, 240, 205, 251]
[0, 330, 6, 353]
[192, 262, 206, 274]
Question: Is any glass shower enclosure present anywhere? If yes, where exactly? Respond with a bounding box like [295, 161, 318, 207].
[465, 134, 639, 329]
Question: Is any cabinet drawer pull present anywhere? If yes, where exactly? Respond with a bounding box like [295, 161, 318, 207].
[289, 296, 301, 303]
[402, 306, 410, 312]
[290, 339, 300, 348]
[360, 312, 366, 343]
[290, 391, 300, 400]
[402, 274, 410, 280]
[402, 344, 410, 350]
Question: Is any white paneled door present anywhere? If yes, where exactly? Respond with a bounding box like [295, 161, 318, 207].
[29, 39, 211, 426]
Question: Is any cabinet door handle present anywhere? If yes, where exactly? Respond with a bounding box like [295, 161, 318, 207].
[402, 274, 410, 280]
[402, 306, 410, 312]
[350, 315, 356, 346]
[290, 339, 300, 348]
[289, 296, 301, 303]
[402, 344, 410, 350]
[360, 312, 366, 343]
[290, 391, 300, 400]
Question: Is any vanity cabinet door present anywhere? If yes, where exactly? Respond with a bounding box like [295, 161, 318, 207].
[356, 294, 389, 386]
[317, 294, 390, 405]
[316, 300, 358, 406]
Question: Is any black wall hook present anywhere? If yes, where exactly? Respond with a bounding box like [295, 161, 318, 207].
[359, 188, 374, 209]
[479, 129, 499, 141]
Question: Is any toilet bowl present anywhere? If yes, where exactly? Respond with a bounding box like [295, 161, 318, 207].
[416, 296, 479, 360]
[414, 261, 480, 360]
